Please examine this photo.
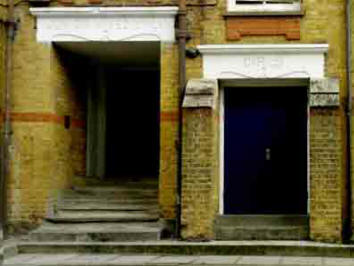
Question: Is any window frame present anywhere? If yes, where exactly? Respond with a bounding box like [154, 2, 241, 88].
[227, 0, 302, 13]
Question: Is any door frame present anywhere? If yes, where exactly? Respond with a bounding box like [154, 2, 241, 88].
[218, 78, 310, 215]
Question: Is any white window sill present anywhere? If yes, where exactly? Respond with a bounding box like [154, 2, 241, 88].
[227, 3, 302, 15]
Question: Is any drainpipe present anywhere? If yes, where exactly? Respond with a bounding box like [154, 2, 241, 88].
[0, 0, 15, 240]
[176, 0, 187, 239]
[345, 0, 352, 242]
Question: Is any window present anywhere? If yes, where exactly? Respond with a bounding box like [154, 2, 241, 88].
[227, 0, 301, 12]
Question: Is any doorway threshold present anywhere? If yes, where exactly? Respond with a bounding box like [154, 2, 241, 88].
[215, 215, 309, 240]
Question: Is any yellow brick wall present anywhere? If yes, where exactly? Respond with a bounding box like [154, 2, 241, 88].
[183, 0, 346, 243]
[159, 43, 179, 220]
[0, 4, 5, 113]
[6, 6, 86, 231]
[51, 47, 87, 177]
[181, 108, 219, 240]
[0, 0, 350, 242]
[309, 109, 344, 242]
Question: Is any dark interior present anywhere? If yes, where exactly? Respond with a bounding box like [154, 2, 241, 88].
[224, 86, 308, 215]
[105, 68, 160, 179]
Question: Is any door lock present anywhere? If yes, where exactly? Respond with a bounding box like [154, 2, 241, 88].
[265, 148, 271, 161]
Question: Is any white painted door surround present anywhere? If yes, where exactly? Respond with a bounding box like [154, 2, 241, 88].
[30, 7, 178, 42]
[197, 44, 331, 214]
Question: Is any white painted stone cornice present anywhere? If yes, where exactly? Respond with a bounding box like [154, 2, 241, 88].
[30, 7, 178, 42]
[197, 44, 329, 55]
[198, 44, 329, 79]
[30, 7, 179, 17]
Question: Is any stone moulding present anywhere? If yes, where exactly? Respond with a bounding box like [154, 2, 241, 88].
[183, 79, 218, 109]
[197, 44, 328, 79]
[30, 7, 179, 42]
[309, 78, 340, 107]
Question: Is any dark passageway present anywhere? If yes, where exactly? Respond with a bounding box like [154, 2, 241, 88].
[105, 69, 160, 179]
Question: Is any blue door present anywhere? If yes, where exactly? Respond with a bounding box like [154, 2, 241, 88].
[224, 87, 307, 214]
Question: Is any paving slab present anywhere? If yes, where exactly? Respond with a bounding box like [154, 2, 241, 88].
[280, 256, 323, 265]
[150, 255, 199, 264]
[192, 255, 240, 264]
[3, 254, 354, 266]
[109, 255, 159, 265]
[323, 257, 354, 266]
[23, 254, 79, 264]
[237, 256, 281, 265]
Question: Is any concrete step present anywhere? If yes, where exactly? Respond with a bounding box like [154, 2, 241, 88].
[71, 187, 158, 194]
[215, 226, 308, 240]
[215, 215, 309, 226]
[61, 193, 158, 200]
[61, 196, 157, 202]
[46, 211, 159, 223]
[71, 176, 158, 188]
[14, 241, 354, 258]
[57, 203, 157, 211]
[5, 254, 354, 266]
[60, 198, 158, 205]
[215, 215, 309, 240]
[56, 209, 159, 218]
[29, 222, 161, 242]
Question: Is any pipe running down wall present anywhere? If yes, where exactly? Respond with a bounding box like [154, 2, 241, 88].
[1, 0, 15, 240]
[176, 0, 187, 239]
[345, 0, 352, 242]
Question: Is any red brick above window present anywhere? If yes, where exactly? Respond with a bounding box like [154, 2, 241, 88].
[226, 17, 301, 41]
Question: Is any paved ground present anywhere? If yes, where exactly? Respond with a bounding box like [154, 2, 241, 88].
[3, 254, 354, 265]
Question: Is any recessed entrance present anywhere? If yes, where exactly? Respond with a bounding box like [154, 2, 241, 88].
[56, 42, 160, 181]
[223, 86, 308, 215]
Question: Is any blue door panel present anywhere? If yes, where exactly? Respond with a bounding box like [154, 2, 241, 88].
[224, 87, 307, 215]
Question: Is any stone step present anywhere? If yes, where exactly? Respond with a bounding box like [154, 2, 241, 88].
[14, 241, 354, 258]
[215, 215, 309, 240]
[61, 195, 158, 201]
[60, 198, 158, 205]
[62, 190, 158, 198]
[215, 226, 308, 240]
[29, 222, 161, 242]
[57, 203, 158, 211]
[56, 209, 159, 218]
[5, 254, 354, 266]
[215, 215, 309, 226]
[71, 176, 158, 188]
[46, 211, 159, 223]
[61, 191, 157, 198]
[71, 187, 158, 194]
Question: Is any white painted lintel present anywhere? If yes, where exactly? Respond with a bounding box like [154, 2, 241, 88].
[198, 44, 329, 79]
[30, 7, 179, 17]
[30, 7, 179, 43]
[197, 44, 329, 55]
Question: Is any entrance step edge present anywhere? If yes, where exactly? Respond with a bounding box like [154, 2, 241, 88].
[15, 241, 354, 258]
[215, 215, 309, 226]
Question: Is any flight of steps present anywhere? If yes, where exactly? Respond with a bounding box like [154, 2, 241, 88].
[28, 180, 162, 242]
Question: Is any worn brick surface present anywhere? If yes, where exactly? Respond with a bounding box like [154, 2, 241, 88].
[160, 43, 179, 220]
[309, 109, 344, 242]
[182, 108, 219, 239]
[5, 10, 87, 231]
